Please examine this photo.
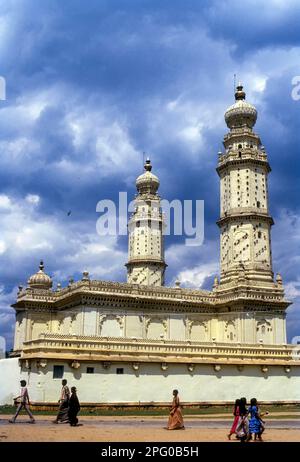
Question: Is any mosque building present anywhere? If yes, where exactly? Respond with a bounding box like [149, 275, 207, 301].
[3, 84, 299, 406]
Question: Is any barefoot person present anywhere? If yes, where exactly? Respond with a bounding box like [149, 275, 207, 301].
[247, 398, 268, 442]
[68, 386, 81, 426]
[167, 389, 184, 430]
[53, 379, 70, 424]
[9, 380, 35, 424]
[235, 397, 249, 442]
[227, 399, 240, 440]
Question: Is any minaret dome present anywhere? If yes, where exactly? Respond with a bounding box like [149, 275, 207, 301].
[225, 83, 257, 129]
[136, 158, 160, 195]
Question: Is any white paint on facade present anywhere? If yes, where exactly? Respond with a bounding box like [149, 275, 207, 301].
[0, 358, 20, 405]
[1, 84, 299, 406]
[20, 361, 300, 404]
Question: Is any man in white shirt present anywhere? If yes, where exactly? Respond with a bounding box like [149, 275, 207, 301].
[9, 380, 35, 423]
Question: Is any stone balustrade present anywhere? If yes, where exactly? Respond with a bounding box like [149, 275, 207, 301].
[217, 150, 268, 168]
[21, 334, 299, 365]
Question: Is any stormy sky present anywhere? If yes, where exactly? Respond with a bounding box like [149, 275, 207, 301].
[0, 0, 299, 350]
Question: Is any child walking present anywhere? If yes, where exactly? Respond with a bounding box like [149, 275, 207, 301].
[247, 398, 268, 442]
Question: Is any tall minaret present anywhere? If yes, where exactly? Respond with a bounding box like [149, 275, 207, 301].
[126, 158, 167, 286]
[217, 83, 275, 287]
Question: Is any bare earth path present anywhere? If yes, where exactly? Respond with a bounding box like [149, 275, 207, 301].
[0, 415, 299, 442]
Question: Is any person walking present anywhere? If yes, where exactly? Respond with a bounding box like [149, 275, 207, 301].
[9, 380, 35, 424]
[235, 397, 249, 442]
[167, 389, 185, 430]
[246, 398, 268, 442]
[227, 399, 240, 440]
[68, 387, 81, 426]
[53, 379, 70, 424]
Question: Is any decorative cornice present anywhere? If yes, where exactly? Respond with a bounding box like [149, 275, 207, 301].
[12, 277, 290, 317]
[126, 258, 167, 266]
[217, 212, 274, 227]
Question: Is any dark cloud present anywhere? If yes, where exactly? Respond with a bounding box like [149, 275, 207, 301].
[0, 0, 299, 348]
[202, 0, 300, 56]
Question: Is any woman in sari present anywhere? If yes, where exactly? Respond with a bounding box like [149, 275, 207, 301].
[235, 397, 249, 442]
[227, 399, 240, 440]
[167, 389, 185, 430]
[68, 386, 81, 426]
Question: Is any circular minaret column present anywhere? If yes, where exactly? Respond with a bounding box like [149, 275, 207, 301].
[126, 158, 167, 286]
[217, 84, 274, 287]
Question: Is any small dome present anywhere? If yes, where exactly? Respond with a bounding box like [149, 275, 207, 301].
[28, 261, 52, 290]
[225, 83, 257, 129]
[276, 273, 283, 285]
[136, 158, 159, 195]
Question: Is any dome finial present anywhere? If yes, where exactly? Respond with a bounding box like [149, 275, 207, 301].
[235, 82, 246, 101]
[144, 157, 152, 172]
[39, 260, 44, 271]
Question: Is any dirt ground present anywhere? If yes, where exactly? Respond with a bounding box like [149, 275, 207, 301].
[0, 415, 299, 442]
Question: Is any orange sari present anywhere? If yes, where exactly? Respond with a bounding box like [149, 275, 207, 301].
[167, 396, 184, 430]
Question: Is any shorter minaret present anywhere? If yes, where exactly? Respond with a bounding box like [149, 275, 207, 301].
[126, 158, 167, 286]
